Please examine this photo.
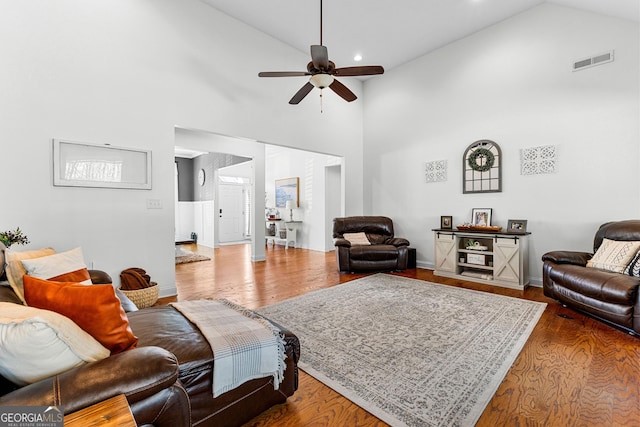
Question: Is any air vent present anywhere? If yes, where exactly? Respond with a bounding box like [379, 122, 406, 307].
[573, 50, 614, 71]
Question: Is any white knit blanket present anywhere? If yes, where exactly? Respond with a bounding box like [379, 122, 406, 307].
[171, 299, 286, 397]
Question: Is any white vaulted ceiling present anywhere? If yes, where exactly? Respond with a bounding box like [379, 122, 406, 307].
[200, 0, 639, 73]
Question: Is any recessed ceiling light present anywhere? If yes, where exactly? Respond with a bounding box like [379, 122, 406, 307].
[353, 54, 363, 62]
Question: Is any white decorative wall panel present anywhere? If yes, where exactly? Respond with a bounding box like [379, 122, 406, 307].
[425, 160, 447, 183]
[520, 145, 557, 175]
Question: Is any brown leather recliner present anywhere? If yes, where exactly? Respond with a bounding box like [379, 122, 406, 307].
[333, 216, 410, 272]
[542, 220, 640, 335]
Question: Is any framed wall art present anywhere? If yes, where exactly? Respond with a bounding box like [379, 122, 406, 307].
[440, 216, 453, 229]
[275, 177, 299, 208]
[53, 139, 152, 190]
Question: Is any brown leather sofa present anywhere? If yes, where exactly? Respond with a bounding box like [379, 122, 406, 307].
[333, 216, 410, 272]
[543, 220, 640, 335]
[0, 271, 300, 426]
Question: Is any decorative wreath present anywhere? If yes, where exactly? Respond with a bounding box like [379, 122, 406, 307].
[467, 148, 495, 172]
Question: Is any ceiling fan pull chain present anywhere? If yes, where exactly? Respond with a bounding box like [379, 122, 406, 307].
[320, 89, 324, 113]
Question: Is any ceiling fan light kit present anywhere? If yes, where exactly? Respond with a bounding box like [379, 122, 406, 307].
[258, 0, 384, 108]
[309, 73, 334, 88]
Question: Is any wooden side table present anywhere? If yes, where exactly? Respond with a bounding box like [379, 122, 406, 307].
[265, 220, 302, 249]
[64, 394, 137, 427]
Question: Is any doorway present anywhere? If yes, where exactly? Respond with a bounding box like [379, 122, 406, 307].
[217, 161, 253, 245]
[174, 128, 345, 258]
[218, 183, 244, 243]
[325, 164, 343, 250]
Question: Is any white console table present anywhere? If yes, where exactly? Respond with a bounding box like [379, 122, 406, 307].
[433, 229, 530, 290]
[266, 220, 302, 249]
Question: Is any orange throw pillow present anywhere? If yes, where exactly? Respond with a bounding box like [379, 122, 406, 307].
[23, 276, 138, 354]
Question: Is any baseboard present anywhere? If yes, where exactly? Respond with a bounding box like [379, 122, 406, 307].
[159, 285, 177, 298]
[415, 260, 543, 288]
[416, 260, 435, 270]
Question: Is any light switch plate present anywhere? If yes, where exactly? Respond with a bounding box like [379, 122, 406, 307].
[146, 199, 162, 209]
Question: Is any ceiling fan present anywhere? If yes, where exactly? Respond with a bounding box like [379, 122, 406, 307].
[258, 0, 384, 106]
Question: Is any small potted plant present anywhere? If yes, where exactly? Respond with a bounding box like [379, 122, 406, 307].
[0, 227, 30, 248]
[0, 227, 30, 279]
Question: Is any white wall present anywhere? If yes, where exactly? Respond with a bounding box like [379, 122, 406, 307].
[179, 201, 214, 247]
[363, 4, 640, 285]
[220, 162, 253, 180]
[175, 203, 196, 242]
[1, 0, 364, 296]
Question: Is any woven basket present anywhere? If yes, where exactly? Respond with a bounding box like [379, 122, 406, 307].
[119, 283, 159, 309]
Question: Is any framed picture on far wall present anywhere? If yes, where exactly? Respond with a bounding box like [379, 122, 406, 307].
[440, 216, 453, 229]
[471, 208, 492, 227]
[275, 177, 299, 208]
[507, 219, 528, 233]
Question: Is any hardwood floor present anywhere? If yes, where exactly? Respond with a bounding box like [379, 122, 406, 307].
[169, 243, 640, 427]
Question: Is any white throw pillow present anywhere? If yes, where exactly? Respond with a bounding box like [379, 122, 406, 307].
[4, 247, 56, 303]
[0, 302, 110, 386]
[343, 232, 371, 246]
[21, 247, 92, 285]
[586, 238, 640, 274]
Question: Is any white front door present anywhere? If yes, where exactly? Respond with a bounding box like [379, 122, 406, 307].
[218, 183, 245, 243]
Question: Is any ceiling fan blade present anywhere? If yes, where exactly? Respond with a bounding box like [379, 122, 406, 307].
[329, 79, 357, 102]
[334, 66, 385, 77]
[259, 71, 310, 77]
[310, 45, 329, 70]
[289, 82, 315, 105]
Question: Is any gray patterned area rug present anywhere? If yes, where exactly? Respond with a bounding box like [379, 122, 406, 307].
[256, 274, 546, 427]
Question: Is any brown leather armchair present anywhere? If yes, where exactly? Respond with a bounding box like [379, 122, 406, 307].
[333, 216, 410, 272]
[543, 220, 640, 335]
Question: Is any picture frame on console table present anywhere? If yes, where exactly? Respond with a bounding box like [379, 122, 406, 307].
[440, 216, 453, 229]
[507, 219, 528, 233]
[471, 208, 492, 227]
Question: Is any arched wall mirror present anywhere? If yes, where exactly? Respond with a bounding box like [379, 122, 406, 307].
[462, 140, 502, 194]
